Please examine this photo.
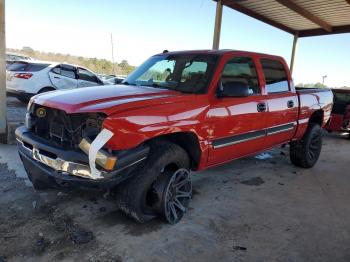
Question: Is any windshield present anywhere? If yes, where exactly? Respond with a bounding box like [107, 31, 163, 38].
[124, 54, 219, 94]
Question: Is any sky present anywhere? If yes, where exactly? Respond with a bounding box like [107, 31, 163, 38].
[5, 0, 350, 87]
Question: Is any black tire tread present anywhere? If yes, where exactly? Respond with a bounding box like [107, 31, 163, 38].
[290, 123, 322, 168]
[39, 87, 55, 94]
[115, 141, 190, 223]
[17, 97, 29, 103]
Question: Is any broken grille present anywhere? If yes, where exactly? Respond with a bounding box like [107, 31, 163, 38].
[30, 105, 106, 149]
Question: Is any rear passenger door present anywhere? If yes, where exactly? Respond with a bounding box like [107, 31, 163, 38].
[49, 64, 78, 90]
[261, 58, 298, 147]
[77, 67, 103, 87]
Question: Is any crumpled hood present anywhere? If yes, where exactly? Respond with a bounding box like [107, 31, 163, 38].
[32, 85, 183, 115]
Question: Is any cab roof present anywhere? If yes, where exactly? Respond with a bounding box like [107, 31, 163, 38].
[156, 49, 284, 60]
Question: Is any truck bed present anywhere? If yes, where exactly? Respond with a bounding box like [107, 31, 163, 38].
[295, 87, 331, 93]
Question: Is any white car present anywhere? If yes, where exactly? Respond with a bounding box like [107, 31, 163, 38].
[6, 61, 104, 103]
[6, 53, 32, 69]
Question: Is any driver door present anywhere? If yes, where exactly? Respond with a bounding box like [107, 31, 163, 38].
[207, 56, 269, 166]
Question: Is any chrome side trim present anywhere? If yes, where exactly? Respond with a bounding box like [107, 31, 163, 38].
[213, 132, 265, 149]
[298, 118, 309, 124]
[212, 122, 297, 149]
[266, 122, 296, 136]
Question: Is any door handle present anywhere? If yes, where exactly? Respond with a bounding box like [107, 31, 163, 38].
[257, 103, 267, 112]
[287, 100, 294, 108]
[54, 76, 61, 79]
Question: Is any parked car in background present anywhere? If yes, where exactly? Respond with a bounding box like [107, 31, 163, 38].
[99, 74, 125, 85]
[325, 88, 350, 139]
[6, 61, 104, 103]
[6, 52, 32, 69]
[16, 50, 333, 224]
[6, 52, 32, 61]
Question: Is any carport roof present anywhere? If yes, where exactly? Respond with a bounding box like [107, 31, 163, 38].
[217, 0, 350, 37]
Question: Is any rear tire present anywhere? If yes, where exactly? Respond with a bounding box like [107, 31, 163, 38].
[290, 123, 322, 168]
[115, 141, 191, 224]
[38, 87, 55, 94]
[17, 97, 29, 103]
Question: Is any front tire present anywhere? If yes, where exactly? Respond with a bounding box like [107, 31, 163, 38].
[290, 123, 322, 168]
[115, 141, 191, 224]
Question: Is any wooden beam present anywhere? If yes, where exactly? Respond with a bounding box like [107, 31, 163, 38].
[0, 0, 6, 136]
[275, 0, 332, 32]
[213, 0, 223, 50]
[299, 25, 350, 37]
[290, 33, 298, 75]
[221, 0, 296, 35]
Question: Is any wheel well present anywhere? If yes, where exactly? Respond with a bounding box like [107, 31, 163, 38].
[38, 86, 55, 94]
[309, 110, 324, 126]
[147, 132, 201, 170]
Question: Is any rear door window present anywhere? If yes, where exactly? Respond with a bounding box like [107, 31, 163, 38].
[52, 64, 76, 79]
[8, 62, 50, 72]
[261, 59, 289, 93]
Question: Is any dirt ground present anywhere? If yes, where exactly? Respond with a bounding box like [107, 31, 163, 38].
[0, 132, 350, 262]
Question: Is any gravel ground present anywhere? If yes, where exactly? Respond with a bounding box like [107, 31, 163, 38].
[6, 97, 26, 123]
[0, 132, 350, 262]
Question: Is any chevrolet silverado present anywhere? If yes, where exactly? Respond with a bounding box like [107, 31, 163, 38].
[16, 50, 333, 224]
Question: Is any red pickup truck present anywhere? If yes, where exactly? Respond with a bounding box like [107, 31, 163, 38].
[16, 50, 333, 224]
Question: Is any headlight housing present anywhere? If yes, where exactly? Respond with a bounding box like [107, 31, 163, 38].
[79, 138, 117, 171]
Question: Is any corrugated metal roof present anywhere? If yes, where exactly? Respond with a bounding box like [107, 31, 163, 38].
[219, 0, 350, 37]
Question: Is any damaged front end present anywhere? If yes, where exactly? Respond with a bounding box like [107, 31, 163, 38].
[16, 103, 149, 189]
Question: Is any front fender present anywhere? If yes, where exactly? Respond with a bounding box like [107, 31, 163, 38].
[103, 115, 203, 150]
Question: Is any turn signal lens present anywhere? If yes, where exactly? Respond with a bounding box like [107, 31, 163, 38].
[79, 138, 117, 171]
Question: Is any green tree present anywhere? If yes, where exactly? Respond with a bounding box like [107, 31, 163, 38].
[7, 47, 135, 76]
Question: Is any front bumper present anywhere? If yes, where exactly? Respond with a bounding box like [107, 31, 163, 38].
[16, 126, 149, 189]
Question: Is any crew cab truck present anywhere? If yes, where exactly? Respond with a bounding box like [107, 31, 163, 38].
[16, 50, 333, 224]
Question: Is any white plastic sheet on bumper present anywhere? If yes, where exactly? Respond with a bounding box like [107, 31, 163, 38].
[88, 128, 114, 179]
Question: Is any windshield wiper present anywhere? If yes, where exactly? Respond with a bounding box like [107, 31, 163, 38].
[145, 82, 172, 90]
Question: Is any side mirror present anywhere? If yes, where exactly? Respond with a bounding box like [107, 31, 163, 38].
[218, 81, 250, 97]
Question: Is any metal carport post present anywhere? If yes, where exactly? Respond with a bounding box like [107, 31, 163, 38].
[211, 0, 350, 76]
[0, 0, 6, 140]
[211, 0, 299, 74]
[212, 0, 223, 50]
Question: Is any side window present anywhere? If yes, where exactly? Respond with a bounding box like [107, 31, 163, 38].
[78, 68, 98, 83]
[221, 57, 260, 95]
[52, 65, 76, 79]
[52, 66, 61, 74]
[261, 59, 289, 93]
